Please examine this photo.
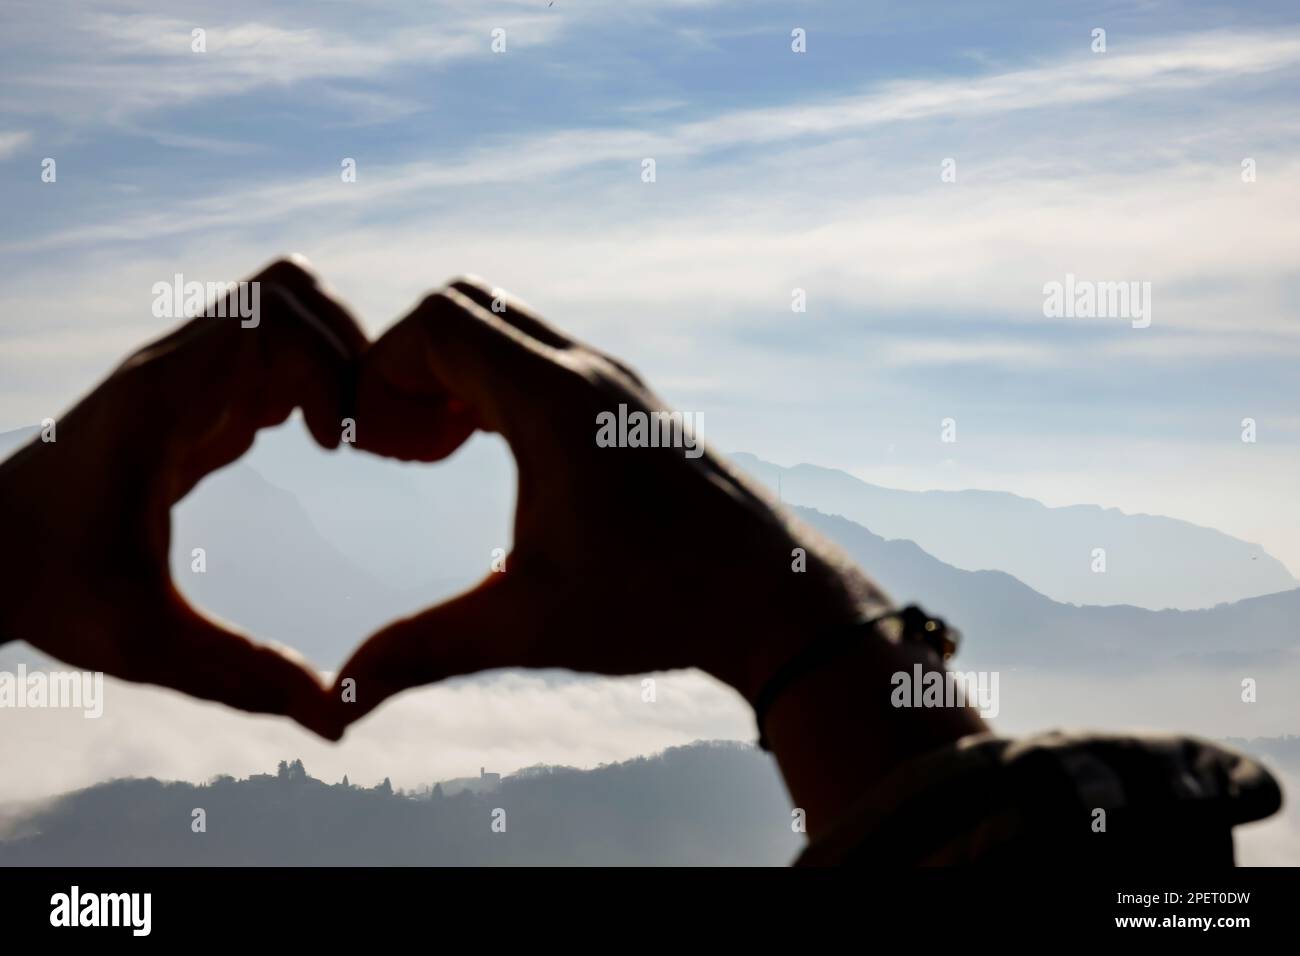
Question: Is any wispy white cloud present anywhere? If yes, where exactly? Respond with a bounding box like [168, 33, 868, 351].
[0, 130, 31, 159]
[880, 340, 1060, 368]
[1, 6, 563, 122]
[14, 27, 1300, 271]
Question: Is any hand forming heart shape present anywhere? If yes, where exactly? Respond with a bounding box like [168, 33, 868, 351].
[0, 257, 883, 741]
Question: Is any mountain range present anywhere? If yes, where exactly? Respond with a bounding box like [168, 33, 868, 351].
[0, 741, 801, 866]
[795, 507, 1300, 673]
[733, 453, 1296, 611]
[3, 736, 1295, 866]
[2, 421, 1298, 674]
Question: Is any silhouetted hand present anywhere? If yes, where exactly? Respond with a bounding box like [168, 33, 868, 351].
[333, 278, 890, 726]
[0, 258, 364, 738]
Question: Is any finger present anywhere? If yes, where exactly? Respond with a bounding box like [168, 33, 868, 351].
[362, 289, 561, 446]
[141, 257, 366, 361]
[125, 268, 365, 502]
[448, 276, 575, 350]
[259, 255, 369, 359]
[450, 276, 650, 388]
[247, 259, 366, 450]
[330, 573, 539, 726]
[131, 601, 341, 740]
[353, 364, 477, 462]
[167, 283, 350, 499]
[351, 300, 479, 461]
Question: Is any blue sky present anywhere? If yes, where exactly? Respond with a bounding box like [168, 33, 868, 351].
[2, 0, 1299, 569]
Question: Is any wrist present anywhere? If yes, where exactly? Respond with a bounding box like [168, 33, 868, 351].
[719, 563, 890, 705]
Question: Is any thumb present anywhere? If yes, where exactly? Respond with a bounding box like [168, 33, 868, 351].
[131, 600, 340, 740]
[330, 572, 541, 727]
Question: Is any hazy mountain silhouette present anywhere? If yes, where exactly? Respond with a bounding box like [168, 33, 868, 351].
[796, 507, 1300, 672]
[169, 463, 446, 670]
[167, 422, 1300, 613]
[168, 487, 1300, 675]
[236, 424, 515, 594]
[3, 423, 1298, 675]
[0, 742, 801, 866]
[2, 737, 1292, 866]
[3, 423, 1292, 617]
[734, 452, 1296, 611]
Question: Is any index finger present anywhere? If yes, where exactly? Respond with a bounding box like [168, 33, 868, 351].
[360, 288, 564, 447]
[117, 258, 367, 502]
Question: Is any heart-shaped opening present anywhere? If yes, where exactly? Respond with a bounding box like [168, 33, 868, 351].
[170, 415, 517, 674]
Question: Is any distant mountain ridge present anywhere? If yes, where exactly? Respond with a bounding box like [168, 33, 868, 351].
[0, 742, 800, 866]
[8, 422, 1292, 611]
[733, 452, 1295, 611]
[2, 423, 1298, 673]
[2, 737, 1293, 866]
[794, 507, 1300, 672]
[9, 426, 1289, 612]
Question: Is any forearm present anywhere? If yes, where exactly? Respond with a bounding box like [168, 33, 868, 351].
[761, 633, 988, 841]
[728, 544, 989, 841]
